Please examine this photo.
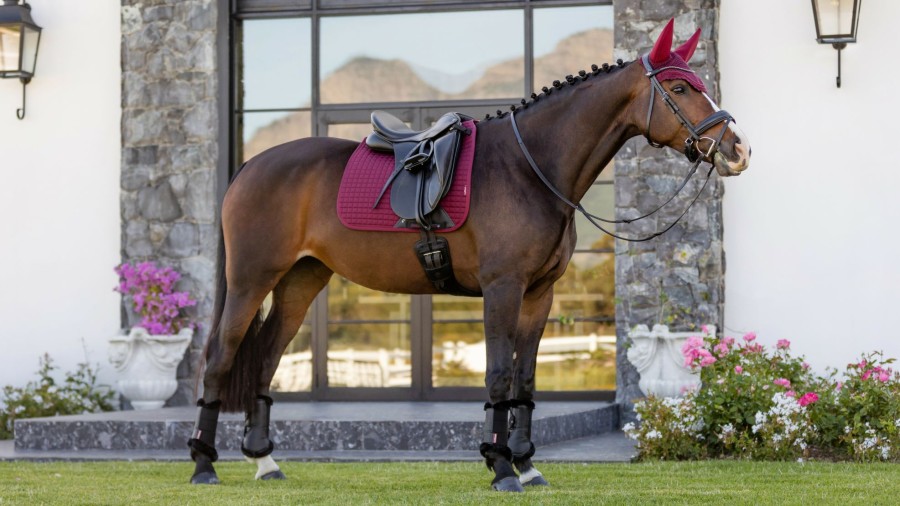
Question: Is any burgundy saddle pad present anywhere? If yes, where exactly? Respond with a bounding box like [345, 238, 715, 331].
[337, 120, 477, 233]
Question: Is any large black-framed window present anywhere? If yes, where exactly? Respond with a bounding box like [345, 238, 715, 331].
[229, 0, 616, 402]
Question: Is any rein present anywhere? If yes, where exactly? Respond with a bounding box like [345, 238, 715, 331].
[509, 56, 733, 243]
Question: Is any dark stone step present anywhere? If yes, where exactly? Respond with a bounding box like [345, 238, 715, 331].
[14, 402, 618, 453]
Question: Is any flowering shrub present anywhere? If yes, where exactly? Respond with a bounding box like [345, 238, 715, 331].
[114, 261, 196, 335]
[628, 328, 900, 462]
[1, 353, 114, 440]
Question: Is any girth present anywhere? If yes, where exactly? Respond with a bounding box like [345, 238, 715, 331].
[367, 110, 472, 230]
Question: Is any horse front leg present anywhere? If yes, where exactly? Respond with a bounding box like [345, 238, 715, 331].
[480, 279, 525, 492]
[510, 285, 554, 487]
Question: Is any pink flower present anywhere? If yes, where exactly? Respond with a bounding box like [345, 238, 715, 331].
[714, 342, 730, 357]
[734, 365, 743, 375]
[802, 362, 810, 370]
[774, 378, 791, 388]
[776, 339, 791, 350]
[743, 332, 757, 343]
[878, 371, 891, 382]
[785, 390, 796, 398]
[701, 324, 710, 334]
[862, 369, 872, 381]
[723, 337, 736, 347]
[835, 381, 843, 391]
[798, 392, 819, 407]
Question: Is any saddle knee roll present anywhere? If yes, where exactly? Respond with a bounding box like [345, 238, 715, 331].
[241, 395, 275, 458]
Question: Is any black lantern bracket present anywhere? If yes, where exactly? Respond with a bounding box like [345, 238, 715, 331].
[16, 76, 29, 119]
[832, 42, 847, 88]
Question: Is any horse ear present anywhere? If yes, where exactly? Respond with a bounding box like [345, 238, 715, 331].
[675, 28, 702, 62]
[649, 19, 675, 66]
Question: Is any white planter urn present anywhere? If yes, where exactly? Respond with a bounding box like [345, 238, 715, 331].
[108, 327, 193, 410]
[626, 324, 715, 398]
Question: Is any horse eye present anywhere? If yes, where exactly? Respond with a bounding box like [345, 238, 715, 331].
[672, 85, 686, 95]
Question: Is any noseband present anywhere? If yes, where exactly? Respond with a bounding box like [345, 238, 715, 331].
[510, 56, 736, 242]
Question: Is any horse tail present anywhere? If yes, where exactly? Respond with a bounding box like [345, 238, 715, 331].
[199, 162, 273, 413]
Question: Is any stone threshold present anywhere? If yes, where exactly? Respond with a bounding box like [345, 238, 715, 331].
[13, 402, 619, 454]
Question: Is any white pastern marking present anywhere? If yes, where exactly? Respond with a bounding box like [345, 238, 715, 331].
[519, 467, 544, 485]
[248, 455, 281, 480]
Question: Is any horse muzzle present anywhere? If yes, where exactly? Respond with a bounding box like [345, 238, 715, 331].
[712, 127, 750, 177]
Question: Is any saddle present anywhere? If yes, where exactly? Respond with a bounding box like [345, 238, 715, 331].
[366, 110, 472, 230]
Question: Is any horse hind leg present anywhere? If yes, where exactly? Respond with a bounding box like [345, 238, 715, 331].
[510, 285, 554, 487]
[240, 258, 333, 481]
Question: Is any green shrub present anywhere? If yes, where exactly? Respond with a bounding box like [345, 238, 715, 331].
[1, 353, 115, 439]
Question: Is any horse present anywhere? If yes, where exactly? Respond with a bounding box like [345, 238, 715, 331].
[186, 19, 750, 491]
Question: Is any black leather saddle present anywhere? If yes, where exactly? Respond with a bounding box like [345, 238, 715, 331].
[367, 111, 472, 230]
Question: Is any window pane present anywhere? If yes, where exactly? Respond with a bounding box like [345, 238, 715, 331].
[327, 277, 412, 388]
[270, 322, 312, 392]
[320, 10, 524, 103]
[242, 18, 311, 109]
[433, 322, 485, 388]
[533, 5, 614, 92]
[327, 123, 375, 142]
[0, 26, 20, 72]
[242, 111, 310, 162]
[574, 183, 615, 250]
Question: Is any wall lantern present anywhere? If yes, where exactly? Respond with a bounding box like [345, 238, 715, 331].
[811, 0, 861, 88]
[0, 0, 41, 119]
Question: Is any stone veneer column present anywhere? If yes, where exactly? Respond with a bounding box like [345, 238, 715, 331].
[613, 0, 722, 421]
[120, 1, 220, 406]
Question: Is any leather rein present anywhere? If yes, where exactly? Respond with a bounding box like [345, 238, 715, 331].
[510, 55, 734, 242]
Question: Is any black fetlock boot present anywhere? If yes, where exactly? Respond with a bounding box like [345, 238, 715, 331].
[479, 401, 524, 493]
[242, 395, 285, 480]
[509, 400, 548, 487]
[187, 399, 221, 485]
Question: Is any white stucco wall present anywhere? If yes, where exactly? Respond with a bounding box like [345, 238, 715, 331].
[720, 0, 900, 371]
[0, 1, 121, 392]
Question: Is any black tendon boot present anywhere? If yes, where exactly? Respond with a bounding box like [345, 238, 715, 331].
[242, 395, 286, 480]
[508, 400, 548, 486]
[187, 399, 221, 485]
[479, 401, 524, 492]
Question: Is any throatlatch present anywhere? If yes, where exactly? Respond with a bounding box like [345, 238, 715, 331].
[187, 399, 221, 462]
[480, 401, 513, 467]
[241, 395, 275, 458]
[507, 400, 536, 463]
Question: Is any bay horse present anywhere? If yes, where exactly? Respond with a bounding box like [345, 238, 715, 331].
[187, 19, 750, 491]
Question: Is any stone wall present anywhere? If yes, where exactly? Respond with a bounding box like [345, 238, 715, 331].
[120, 0, 220, 406]
[613, 0, 723, 420]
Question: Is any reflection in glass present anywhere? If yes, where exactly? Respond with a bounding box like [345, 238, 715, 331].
[242, 18, 311, 110]
[320, 10, 523, 103]
[533, 6, 614, 92]
[327, 123, 376, 142]
[574, 182, 614, 250]
[327, 277, 412, 387]
[241, 111, 311, 162]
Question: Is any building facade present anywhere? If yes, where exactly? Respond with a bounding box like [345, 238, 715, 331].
[2, 0, 898, 410]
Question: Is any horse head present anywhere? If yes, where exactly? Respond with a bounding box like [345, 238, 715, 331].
[637, 19, 750, 177]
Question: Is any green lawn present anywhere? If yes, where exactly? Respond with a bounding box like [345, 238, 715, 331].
[0, 460, 898, 505]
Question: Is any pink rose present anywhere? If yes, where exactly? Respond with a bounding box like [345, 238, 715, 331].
[734, 365, 743, 375]
[802, 362, 810, 370]
[776, 339, 791, 350]
[714, 342, 730, 357]
[743, 332, 757, 343]
[785, 390, 796, 398]
[774, 378, 791, 388]
[798, 392, 819, 407]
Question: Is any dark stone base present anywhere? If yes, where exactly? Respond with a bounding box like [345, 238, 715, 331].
[13, 402, 618, 452]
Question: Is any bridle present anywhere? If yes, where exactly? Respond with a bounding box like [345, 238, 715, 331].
[510, 56, 735, 242]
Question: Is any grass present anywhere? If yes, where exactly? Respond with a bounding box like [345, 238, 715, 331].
[0, 460, 898, 505]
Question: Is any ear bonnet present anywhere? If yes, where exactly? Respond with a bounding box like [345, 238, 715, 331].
[647, 19, 707, 93]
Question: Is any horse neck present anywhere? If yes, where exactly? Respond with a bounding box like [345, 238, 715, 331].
[512, 63, 644, 206]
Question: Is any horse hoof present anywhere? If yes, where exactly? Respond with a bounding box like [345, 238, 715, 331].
[190, 471, 220, 485]
[259, 470, 287, 481]
[492, 476, 525, 493]
[521, 474, 550, 487]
